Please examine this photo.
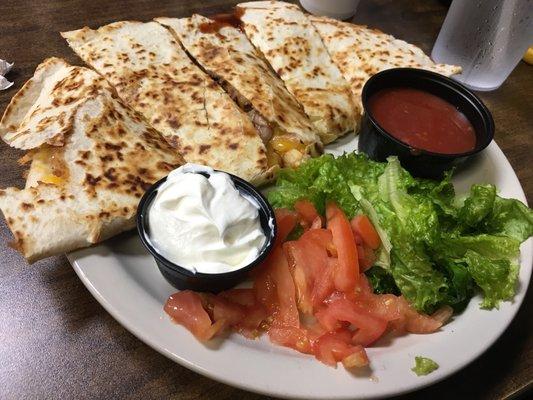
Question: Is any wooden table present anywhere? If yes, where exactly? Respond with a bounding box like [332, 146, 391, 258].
[0, 0, 531, 399]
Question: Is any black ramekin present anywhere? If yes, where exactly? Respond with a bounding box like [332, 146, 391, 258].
[136, 170, 277, 293]
[358, 68, 494, 179]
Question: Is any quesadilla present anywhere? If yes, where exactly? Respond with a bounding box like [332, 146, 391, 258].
[61, 21, 275, 185]
[0, 58, 184, 262]
[155, 14, 322, 168]
[309, 15, 462, 112]
[237, 1, 360, 143]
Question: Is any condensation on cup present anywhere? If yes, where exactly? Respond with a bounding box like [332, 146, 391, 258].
[432, 0, 533, 91]
[300, 0, 361, 20]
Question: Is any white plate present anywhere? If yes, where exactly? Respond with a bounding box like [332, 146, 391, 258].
[68, 138, 532, 399]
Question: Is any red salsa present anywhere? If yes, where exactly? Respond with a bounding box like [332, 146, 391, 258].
[199, 8, 245, 33]
[368, 87, 477, 154]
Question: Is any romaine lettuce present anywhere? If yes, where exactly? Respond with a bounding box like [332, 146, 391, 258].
[268, 152, 532, 313]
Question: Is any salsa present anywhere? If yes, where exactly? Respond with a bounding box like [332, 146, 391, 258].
[368, 87, 477, 154]
[199, 8, 245, 33]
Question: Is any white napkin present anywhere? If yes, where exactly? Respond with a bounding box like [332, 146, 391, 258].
[0, 59, 14, 90]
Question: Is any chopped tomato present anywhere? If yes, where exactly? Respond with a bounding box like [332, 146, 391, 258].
[284, 229, 335, 313]
[301, 317, 328, 343]
[311, 216, 323, 229]
[274, 208, 298, 245]
[163, 201, 453, 371]
[208, 294, 246, 328]
[326, 202, 359, 293]
[208, 293, 269, 339]
[295, 200, 322, 229]
[384, 296, 444, 334]
[164, 291, 224, 341]
[219, 288, 256, 307]
[314, 329, 352, 367]
[269, 246, 300, 328]
[314, 329, 369, 368]
[300, 228, 334, 247]
[311, 259, 335, 310]
[363, 293, 404, 323]
[358, 244, 376, 271]
[431, 305, 454, 325]
[316, 293, 387, 346]
[353, 273, 373, 297]
[341, 346, 369, 368]
[351, 215, 381, 250]
[405, 313, 443, 334]
[268, 326, 313, 354]
[405, 309, 443, 333]
[300, 228, 337, 266]
[284, 241, 313, 314]
[253, 265, 278, 315]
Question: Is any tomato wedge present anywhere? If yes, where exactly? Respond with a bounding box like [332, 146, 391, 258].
[295, 199, 321, 228]
[268, 326, 313, 354]
[326, 202, 359, 293]
[164, 291, 224, 341]
[284, 228, 336, 313]
[351, 215, 381, 250]
[316, 293, 388, 346]
[269, 246, 300, 328]
[314, 329, 369, 368]
[219, 288, 256, 307]
[311, 216, 323, 229]
[284, 241, 313, 314]
[208, 294, 246, 328]
[357, 244, 376, 271]
[274, 208, 298, 245]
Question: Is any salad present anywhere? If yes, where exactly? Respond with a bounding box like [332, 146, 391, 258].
[164, 152, 533, 369]
[269, 152, 532, 312]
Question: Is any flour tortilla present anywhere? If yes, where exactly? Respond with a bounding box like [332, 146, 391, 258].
[156, 14, 322, 168]
[238, 1, 359, 143]
[0, 58, 184, 262]
[309, 15, 462, 112]
[61, 21, 274, 185]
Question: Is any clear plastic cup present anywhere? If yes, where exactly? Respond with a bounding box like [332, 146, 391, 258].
[431, 0, 533, 91]
[300, 0, 361, 20]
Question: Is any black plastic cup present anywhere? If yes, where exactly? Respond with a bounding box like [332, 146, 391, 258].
[358, 68, 494, 179]
[137, 170, 276, 293]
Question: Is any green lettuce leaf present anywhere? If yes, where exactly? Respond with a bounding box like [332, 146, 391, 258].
[412, 357, 439, 376]
[436, 234, 520, 260]
[458, 184, 496, 227]
[365, 266, 400, 295]
[463, 250, 519, 309]
[439, 260, 475, 311]
[268, 152, 385, 217]
[481, 196, 533, 242]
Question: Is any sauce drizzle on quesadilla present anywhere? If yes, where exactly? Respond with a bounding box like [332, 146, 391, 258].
[200, 8, 245, 33]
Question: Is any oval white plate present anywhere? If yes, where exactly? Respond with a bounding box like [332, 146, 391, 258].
[68, 138, 532, 399]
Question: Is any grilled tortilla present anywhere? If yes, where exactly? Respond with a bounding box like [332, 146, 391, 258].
[61, 21, 274, 185]
[0, 58, 184, 262]
[156, 14, 322, 168]
[238, 1, 359, 144]
[309, 15, 462, 113]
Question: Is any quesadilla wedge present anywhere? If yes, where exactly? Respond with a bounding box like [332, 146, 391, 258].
[0, 58, 184, 262]
[61, 21, 275, 185]
[155, 14, 322, 168]
[238, 1, 359, 143]
[309, 15, 462, 112]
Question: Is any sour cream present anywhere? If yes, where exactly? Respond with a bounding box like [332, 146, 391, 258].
[147, 164, 266, 274]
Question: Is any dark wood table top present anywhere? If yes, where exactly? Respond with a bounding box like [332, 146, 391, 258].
[0, 0, 531, 399]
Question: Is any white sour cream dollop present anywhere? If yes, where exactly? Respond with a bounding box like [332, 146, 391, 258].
[148, 164, 266, 274]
